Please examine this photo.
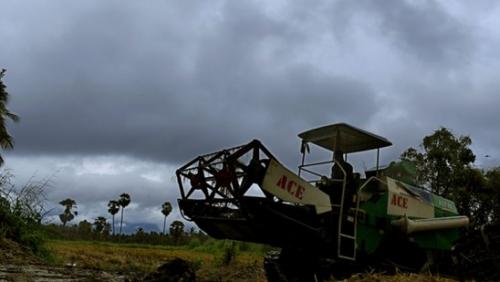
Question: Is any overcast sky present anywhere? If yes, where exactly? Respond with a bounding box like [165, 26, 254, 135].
[1, 0, 500, 231]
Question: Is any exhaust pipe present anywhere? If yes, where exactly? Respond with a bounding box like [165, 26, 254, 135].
[392, 215, 469, 234]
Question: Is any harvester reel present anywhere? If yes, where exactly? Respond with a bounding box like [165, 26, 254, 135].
[177, 140, 276, 205]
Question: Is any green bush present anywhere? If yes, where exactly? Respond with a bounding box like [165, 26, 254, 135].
[0, 197, 47, 256]
[0, 173, 49, 258]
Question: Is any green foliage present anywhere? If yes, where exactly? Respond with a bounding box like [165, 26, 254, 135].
[0, 171, 49, 257]
[0, 69, 19, 166]
[42, 221, 201, 246]
[118, 193, 130, 235]
[401, 127, 496, 229]
[118, 193, 131, 208]
[78, 220, 93, 235]
[93, 216, 110, 237]
[59, 198, 77, 227]
[0, 69, 47, 257]
[107, 200, 120, 216]
[382, 160, 418, 186]
[486, 168, 500, 224]
[170, 220, 185, 245]
[161, 202, 172, 217]
[401, 127, 475, 194]
[161, 201, 172, 234]
[107, 200, 120, 235]
[19, 229, 50, 258]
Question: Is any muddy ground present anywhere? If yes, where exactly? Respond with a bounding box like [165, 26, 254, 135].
[0, 238, 128, 282]
[0, 238, 262, 282]
[0, 238, 455, 282]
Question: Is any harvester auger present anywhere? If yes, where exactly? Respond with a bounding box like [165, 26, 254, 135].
[175, 123, 499, 281]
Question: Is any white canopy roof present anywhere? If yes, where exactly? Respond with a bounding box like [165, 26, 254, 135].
[298, 123, 392, 153]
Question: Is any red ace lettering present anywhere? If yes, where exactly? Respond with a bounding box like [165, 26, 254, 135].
[276, 175, 305, 200]
[276, 175, 287, 189]
[391, 194, 408, 209]
[287, 180, 297, 194]
[295, 185, 305, 199]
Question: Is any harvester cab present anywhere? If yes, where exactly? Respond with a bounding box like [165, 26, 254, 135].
[297, 123, 393, 260]
[175, 123, 470, 279]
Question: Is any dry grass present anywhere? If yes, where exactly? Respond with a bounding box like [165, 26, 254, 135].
[46, 240, 457, 282]
[46, 240, 266, 281]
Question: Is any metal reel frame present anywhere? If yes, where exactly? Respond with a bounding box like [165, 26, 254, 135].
[176, 139, 276, 207]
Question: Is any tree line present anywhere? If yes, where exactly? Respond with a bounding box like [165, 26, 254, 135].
[42, 218, 198, 246]
[57, 193, 178, 237]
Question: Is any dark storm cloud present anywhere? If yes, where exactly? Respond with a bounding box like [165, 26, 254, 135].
[369, 1, 474, 66]
[1, 0, 498, 169]
[382, 75, 500, 166]
[327, 0, 475, 67]
[2, 0, 379, 166]
[3, 0, 500, 228]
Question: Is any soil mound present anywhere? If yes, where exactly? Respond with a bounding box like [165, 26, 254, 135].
[142, 258, 196, 282]
[0, 237, 41, 265]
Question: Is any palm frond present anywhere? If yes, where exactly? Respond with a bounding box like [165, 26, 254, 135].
[6, 112, 19, 122]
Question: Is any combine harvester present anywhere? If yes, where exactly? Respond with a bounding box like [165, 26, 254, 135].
[175, 123, 499, 281]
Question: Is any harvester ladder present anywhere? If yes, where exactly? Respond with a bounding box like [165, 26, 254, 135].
[335, 163, 358, 261]
[338, 217, 357, 260]
[339, 176, 385, 261]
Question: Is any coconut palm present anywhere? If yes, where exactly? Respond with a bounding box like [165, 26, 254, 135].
[161, 201, 172, 235]
[118, 193, 130, 234]
[0, 69, 20, 166]
[107, 200, 120, 235]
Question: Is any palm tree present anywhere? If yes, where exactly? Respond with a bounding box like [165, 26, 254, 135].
[161, 201, 172, 235]
[169, 220, 185, 245]
[107, 200, 120, 235]
[93, 216, 108, 234]
[118, 193, 130, 234]
[59, 198, 77, 227]
[0, 69, 19, 166]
